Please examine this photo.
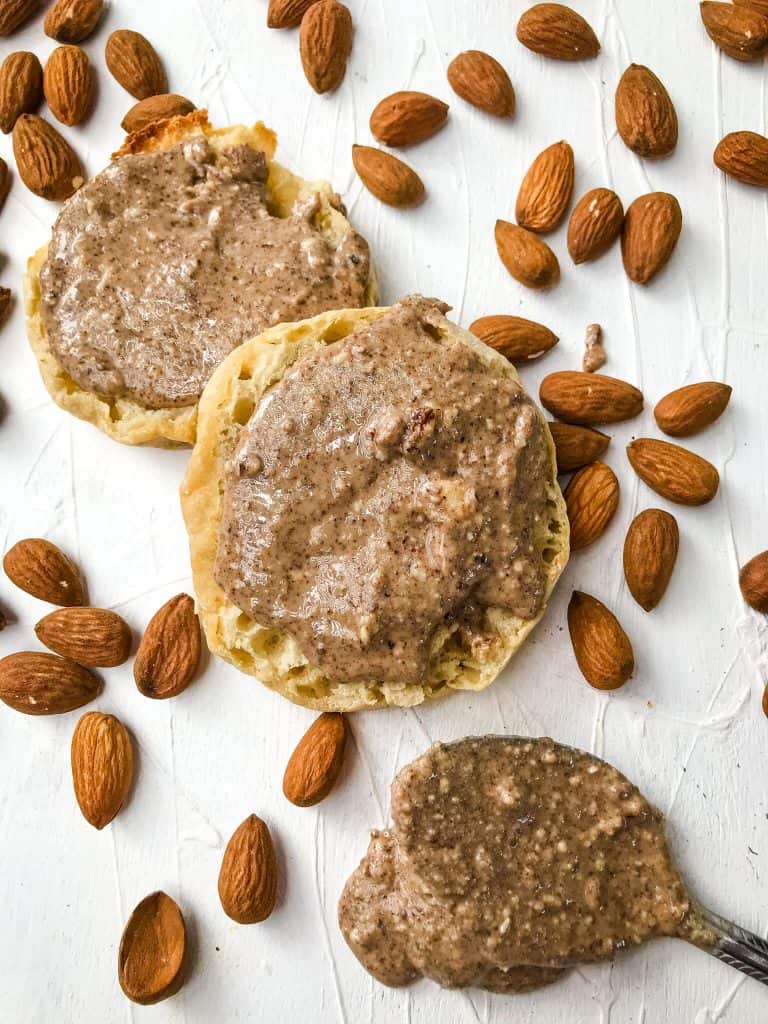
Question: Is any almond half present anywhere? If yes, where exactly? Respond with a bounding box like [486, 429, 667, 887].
[134, 593, 201, 699]
[564, 461, 620, 551]
[446, 50, 515, 117]
[567, 591, 634, 690]
[740, 551, 768, 613]
[627, 438, 719, 506]
[654, 381, 732, 437]
[218, 814, 278, 924]
[3, 537, 85, 605]
[469, 315, 558, 362]
[370, 91, 448, 147]
[283, 712, 347, 806]
[621, 192, 682, 285]
[44, 45, 94, 126]
[352, 145, 425, 207]
[539, 371, 643, 424]
[516, 3, 600, 60]
[495, 220, 560, 289]
[623, 509, 679, 611]
[35, 606, 132, 666]
[299, 0, 353, 94]
[615, 64, 678, 158]
[0, 650, 101, 715]
[714, 131, 768, 188]
[548, 422, 611, 473]
[71, 711, 133, 828]
[0, 51, 42, 134]
[516, 140, 574, 233]
[567, 187, 624, 264]
[118, 892, 186, 1004]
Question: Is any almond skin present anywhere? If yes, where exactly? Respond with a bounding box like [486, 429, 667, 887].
[35, 607, 132, 666]
[734, 0, 768, 16]
[615, 64, 678, 158]
[622, 192, 682, 285]
[370, 91, 449, 147]
[0, 282, 11, 321]
[714, 131, 768, 187]
[623, 509, 679, 612]
[446, 50, 515, 117]
[564, 461, 620, 551]
[740, 551, 768, 613]
[567, 591, 634, 690]
[218, 815, 278, 924]
[299, 0, 352, 94]
[516, 140, 574, 233]
[0, 0, 40, 35]
[45, 0, 103, 42]
[12, 113, 84, 200]
[700, 1, 768, 60]
[0, 51, 42, 134]
[105, 30, 167, 100]
[44, 45, 94, 126]
[567, 188, 624, 264]
[4, 537, 85, 605]
[495, 220, 560, 289]
[469, 314, 558, 362]
[627, 438, 719, 506]
[133, 593, 201, 699]
[540, 371, 643, 425]
[352, 145, 425, 207]
[283, 712, 347, 807]
[0, 651, 101, 715]
[121, 93, 196, 133]
[118, 892, 186, 1005]
[516, 3, 600, 60]
[548, 422, 611, 473]
[654, 382, 732, 437]
[71, 711, 133, 829]
[267, 0, 318, 27]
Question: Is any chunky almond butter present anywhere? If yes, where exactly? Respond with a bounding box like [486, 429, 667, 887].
[4, 537, 85, 605]
[515, 140, 574, 233]
[615, 64, 678, 158]
[623, 509, 679, 611]
[299, 0, 352, 94]
[548, 422, 610, 473]
[567, 187, 624, 264]
[352, 144, 425, 207]
[121, 93, 195, 133]
[71, 710, 133, 828]
[12, 113, 84, 200]
[0, 0, 39, 35]
[370, 91, 448, 147]
[268, 0, 319, 28]
[133, 593, 201, 699]
[218, 814, 278, 924]
[567, 591, 634, 690]
[45, 0, 103, 42]
[44, 45, 93, 126]
[714, 131, 768, 187]
[469, 314, 558, 362]
[0, 51, 42, 134]
[739, 551, 768, 613]
[621, 192, 682, 285]
[700, 1, 768, 60]
[627, 438, 719, 506]
[105, 29, 167, 100]
[118, 892, 186, 1005]
[516, 3, 599, 60]
[283, 712, 347, 807]
[654, 381, 732, 437]
[564, 461, 620, 551]
[540, 371, 643, 424]
[35, 606, 132, 666]
[446, 50, 515, 117]
[0, 650, 101, 714]
[495, 220, 560, 289]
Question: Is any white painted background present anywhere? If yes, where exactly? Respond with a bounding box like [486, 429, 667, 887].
[1, 1, 767, 1021]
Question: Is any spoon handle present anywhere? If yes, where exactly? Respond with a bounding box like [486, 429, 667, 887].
[694, 904, 768, 986]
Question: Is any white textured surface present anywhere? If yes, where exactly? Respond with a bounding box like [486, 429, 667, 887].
[1, 1, 767, 1021]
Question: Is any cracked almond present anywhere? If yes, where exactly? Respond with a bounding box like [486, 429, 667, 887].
[568, 591, 634, 690]
[615, 64, 678, 158]
[495, 220, 559, 289]
[446, 50, 515, 117]
[352, 145, 425, 207]
[119, 892, 186, 1004]
[539, 371, 643, 424]
[714, 131, 768, 187]
[654, 381, 732, 437]
[516, 140, 574, 233]
[739, 551, 768, 613]
[0, 51, 42, 134]
[283, 712, 347, 807]
[700, 1, 768, 60]
[469, 314, 558, 362]
[370, 91, 448, 147]
[44, 45, 94, 126]
[35, 606, 132, 666]
[218, 814, 278, 924]
[564, 461, 620, 551]
[548, 422, 610, 473]
[623, 509, 679, 611]
[106, 29, 167, 99]
[45, 0, 103, 42]
[516, 3, 599, 60]
[71, 710, 133, 828]
[0, 650, 101, 714]
[134, 593, 201, 699]
[299, 0, 352, 94]
[4, 537, 85, 604]
[621, 192, 682, 285]
[567, 187, 624, 264]
[627, 438, 719, 505]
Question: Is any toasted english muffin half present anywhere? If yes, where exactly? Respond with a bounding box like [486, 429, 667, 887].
[180, 303, 569, 712]
[23, 110, 377, 448]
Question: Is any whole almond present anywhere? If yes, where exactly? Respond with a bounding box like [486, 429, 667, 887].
[714, 131, 768, 187]
[35, 607, 132, 666]
[700, 1, 768, 60]
[218, 814, 278, 924]
[0, 283, 11, 322]
[370, 91, 448, 147]
[615, 64, 678, 158]
[299, 0, 352, 94]
[0, 51, 42, 133]
[44, 45, 93, 126]
[540, 371, 643, 424]
[12, 113, 84, 200]
[627, 438, 719, 506]
[739, 551, 768, 613]
[549, 422, 611, 473]
[283, 712, 347, 807]
[71, 711, 133, 828]
[516, 3, 600, 60]
[654, 381, 732, 437]
[567, 188, 624, 264]
[268, 0, 318, 28]
[0, 0, 39, 35]
[106, 30, 167, 100]
[567, 591, 634, 690]
[4, 537, 85, 605]
[0, 156, 10, 210]
[621, 192, 682, 285]
[133, 593, 201, 699]
[469, 314, 558, 362]
[623, 509, 679, 611]
[118, 892, 186, 1005]
[763, 683, 768, 718]
[45, 0, 103, 42]
[495, 220, 560, 289]
[0, 651, 101, 715]
[516, 140, 574, 233]
[352, 144, 425, 207]
[121, 93, 196, 134]
[564, 461, 620, 550]
[446, 50, 515, 117]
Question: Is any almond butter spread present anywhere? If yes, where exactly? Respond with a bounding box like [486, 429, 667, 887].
[39, 137, 370, 409]
[339, 737, 706, 992]
[214, 296, 552, 686]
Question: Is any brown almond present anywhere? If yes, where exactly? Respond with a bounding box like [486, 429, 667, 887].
[35, 606, 131, 666]
[218, 814, 278, 924]
[121, 93, 195, 134]
[118, 892, 186, 1004]
[567, 188, 624, 264]
[469, 315, 558, 362]
[0, 0, 39, 35]
[133, 593, 201, 699]
[44, 45, 93, 126]
[268, 0, 319, 28]
[299, 0, 352, 94]
[734, 0, 768, 16]
[700, 1, 768, 60]
[540, 371, 643, 425]
[0, 156, 10, 211]
[446, 50, 515, 117]
[621, 192, 682, 285]
[627, 438, 719, 506]
[12, 113, 84, 200]
[516, 140, 574, 233]
[567, 591, 634, 690]
[762, 682, 768, 718]
[45, 0, 103, 42]
[370, 91, 448, 147]
[714, 131, 768, 188]
[352, 144, 424, 207]
[0, 284, 11, 323]
[615, 64, 678, 158]
[106, 29, 167, 100]
[654, 381, 732, 437]
[283, 712, 347, 807]
[71, 711, 133, 828]
[564, 461, 620, 551]
[495, 220, 560, 289]
[740, 551, 768, 613]
[517, 3, 599, 60]
[623, 509, 679, 611]
[0, 651, 101, 715]
[0, 51, 42, 134]
[4, 537, 85, 605]
[548, 422, 610, 473]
